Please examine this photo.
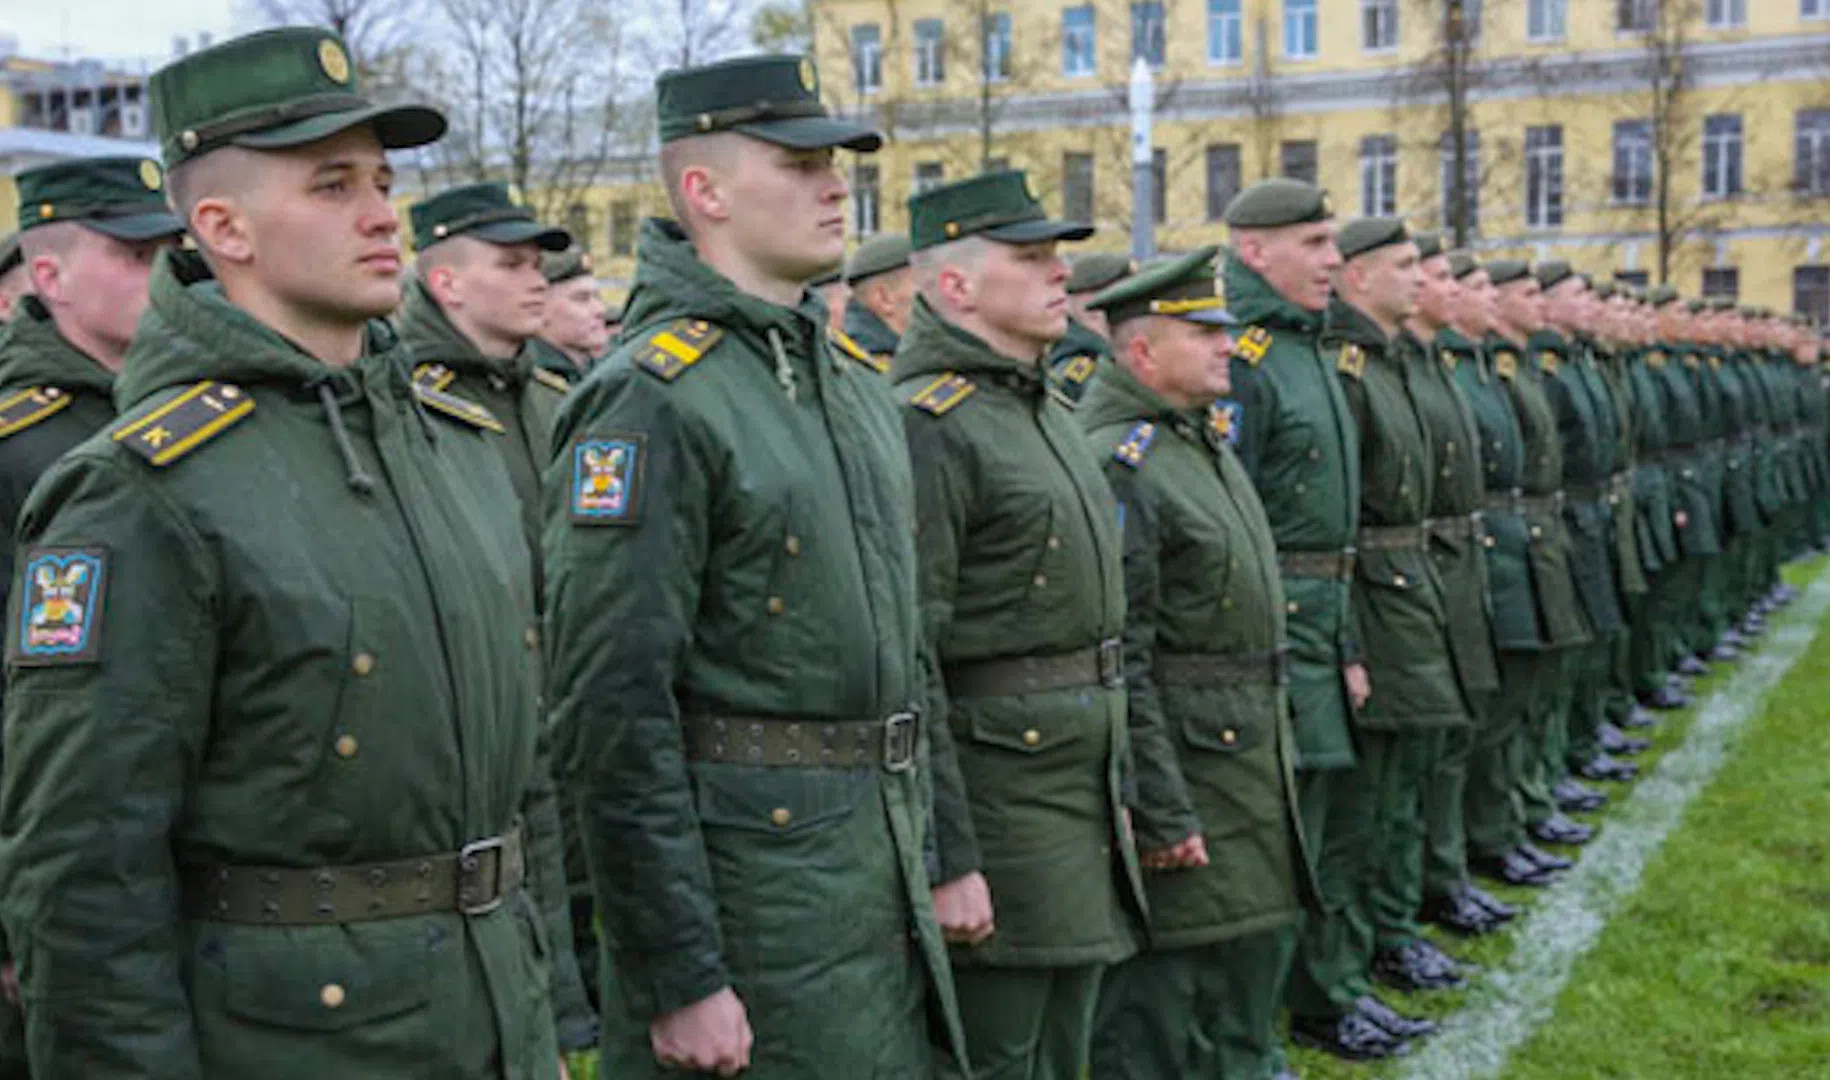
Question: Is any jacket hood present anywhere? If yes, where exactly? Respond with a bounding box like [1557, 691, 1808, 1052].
[890, 295, 1047, 383]
[0, 295, 116, 396]
[1223, 254, 1324, 333]
[618, 218, 825, 346]
[396, 276, 536, 384]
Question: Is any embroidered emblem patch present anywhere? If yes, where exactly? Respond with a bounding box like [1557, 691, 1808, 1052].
[1210, 400, 1240, 446]
[571, 435, 646, 525]
[13, 547, 107, 665]
[1237, 327, 1272, 365]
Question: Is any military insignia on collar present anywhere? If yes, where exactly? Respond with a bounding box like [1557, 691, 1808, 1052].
[634, 319, 724, 382]
[1059, 354, 1097, 386]
[1683, 354, 1700, 369]
[113, 381, 254, 466]
[1336, 344, 1366, 379]
[11, 547, 107, 666]
[1237, 326, 1271, 366]
[1439, 350, 1459, 371]
[413, 363, 457, 393]
[910, 372, 976, 416]
[0, 386, 73, 440]
[571, 435, 645, 525]
[1495, 352, 1518, 380]
[1210, 400, 1240, 446]
[532, 367, 572, 394]
[1114, 421, 1157, 468]
[317, 39, 351, 84]
[1537, 350, 1559, 375]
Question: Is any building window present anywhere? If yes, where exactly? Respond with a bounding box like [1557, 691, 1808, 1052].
[1808, 0, 1829, 20]
[1615, 270, 1649, 288]
[1617, 0, 1654, 32]
[853, 164, 880, 235]
[1205, 143, 1242, 221]
[1132, 2, 1167, 67]
[1285, 0, 1318, 58]
[1705, 0, 1745, 26]
[983, 13, 1013, 81]
[1796, 109, 1830, 195]
[1208, 0, 1243, 64]
[609, 201, 636, 257]
[1281, 139, 1318, 184]
[1440, 129, 1481, 236]
[1796, 266, 1830, 324]
[1701, 267, 1739, 302]
[1360, 135, 1398, 216]
[1063, 6, 1097, 77]
[914, 19, 946, 86]
[914, 161, 945, 195]
[1526, 124, 1563, 229]
[1612, 119, 1653, 204]
[1152, 147, 1168, 225]
[1702, 114, 1743, 199]
[1528, 0, 1566, 41]
[1362, 0, 1398, 51]
[1063, 152, 1094, 223]
[851, 24, 882, 94]
[1461, 0, 1484, 42]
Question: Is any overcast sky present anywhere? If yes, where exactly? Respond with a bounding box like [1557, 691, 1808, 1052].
[4, 1, 250, 68]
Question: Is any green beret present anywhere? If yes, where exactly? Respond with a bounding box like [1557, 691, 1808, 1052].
[149, 27, 445, 168]
[908, 170, 1091, 252]
[1592, 281, 1617, 300]
[1335, 217, 1409, 262]
[1485, 259, 1531, 286]
[409, 183, 570, 253]
[1446, 251, 1480, 280]
[1647, 284, 1680, 307]
[14, 157, 184, 241]
[1223, 178, 1333, 228]
[1066, 252, 1136, 295]
[1412, 230, 1445, 259]
[844, 234, 911, 284]
[1088, 244, 1234, 328]
[1533, 260, 1573, 290]
[0, 233, 19, 277]
[541, 247, 594, 284]
[656, 54, 879, 151]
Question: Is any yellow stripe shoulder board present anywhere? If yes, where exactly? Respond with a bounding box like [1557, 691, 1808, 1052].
[1495, 352, 1519, 380]
[634, 319, 725, 381]
[1336, 344, 1366, 379]
[0, 386, 75, 440]
[113, 381, 255, 466]
[830, 329, 889, 374]
[412, 363, 456, 392]
[1237, 326, 1272, 366]
[909, 372, 976, 416]
[532, 367, 572, 394]
[414, 383, 505, 434]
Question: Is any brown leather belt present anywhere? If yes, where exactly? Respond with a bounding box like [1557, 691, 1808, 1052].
[1154, 648, 1289, 687]
[181, 826, 524, 925]
[683, 711, 916, 771]
[945, 639, 1123, 699]
[1356, 524, 1429, 551]
[1426, 513, 1482, 542]
[1276, 549, 1357, 581]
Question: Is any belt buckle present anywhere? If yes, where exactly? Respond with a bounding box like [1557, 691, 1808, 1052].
[882, 711, 917, 773]
[458, 836, 507, 916]
[1097, 638, 1124, 688]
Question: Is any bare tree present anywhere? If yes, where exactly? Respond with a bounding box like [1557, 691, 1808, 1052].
[752, 0, 814, 54]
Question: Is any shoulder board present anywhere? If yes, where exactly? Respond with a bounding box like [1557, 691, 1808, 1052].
[829, 328, 889, 374]
[1495, 352, 1518, 381]
[909, 372, 977, 417]
[1114, 421, 1157, 469]
[1336, 343, 1366, 379]
[414, 382, 505, 433]
[412, 363, 456, 392]
[1439, 350, 1459, 371]
[113, 381, 254, 466]
[1709, 354, 1722, 369]
[531, 366, 572, 394]
[1684, 354, 1701, 369]
[1237, 326, 1272, 366]
[634, 318, 724, 381]
[1645, 350, 1667, 368]
[1537, 350, 1560, 375]
[0, 386, 75, 440]
[1058, 353, 1098, 388]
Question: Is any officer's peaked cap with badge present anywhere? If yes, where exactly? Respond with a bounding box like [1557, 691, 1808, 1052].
[14, 157, 185, 242]
[844, 233, 911, 284]
[1089, 244, 1235, 328]
[1412, 229, 1445, 260]
[1446, 250, 1481, 280]
[1066, 251, 1135, 295]
[1222, 178, 1334, 229]
[541, 246, 595, 284]
[1335, 217, 1409, 262]
[409, 183, 571, 253]
[149, 27, 446, 168]
[656, 54, 881, 152]
[1484, 259, 1531, 287]
[909, 169, 1092, 251]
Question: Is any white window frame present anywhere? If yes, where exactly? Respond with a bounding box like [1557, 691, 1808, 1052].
[982, 13, 1013, 83]
[1798, 110, 1830, 196]
[1528, 0, 1567, 42]
[1612, 119, 1652, 206]
[1705, 0, 1745, 27]
[1207, 0, 1243, 65]
[913, 19, 945, 87]
[1360, 135, 1398, 216]
[1526, 125, 1563, 229]
[1361, 0, 1399, 52]
[853, 164, 880, 236]
[1284, 0, 1318, 59]
[1702, 114, 1743, 200]
[851, 24, 882, 95]
[1062, 6, 1097, 77]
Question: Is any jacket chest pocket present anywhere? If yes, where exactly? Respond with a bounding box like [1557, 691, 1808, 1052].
[704, 486, 808, 638]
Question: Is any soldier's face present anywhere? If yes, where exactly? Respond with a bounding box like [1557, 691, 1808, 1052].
[725, 143, 850, 284]
[32, 227, 172, 369]
[1148, 317, 1234, 402]
[866, 267, 917, 334]
[1416, 256, 1457, 324]
[449, 240, 549, 343]
[972, 239, 1070, 350]
[1250, 221, 1340, 313]
[545, 276, 610, 359]
[1499, 281, 1544, 332]
[1370, 242, 1421, 324]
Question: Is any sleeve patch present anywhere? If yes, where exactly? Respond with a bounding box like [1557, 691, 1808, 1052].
[413, 383, 505, 433]
[634, 319, 724, 381]
[571, 435, 646, 525]
[12, 546, 108, 666]
[531, 367, 573, 394]
[113, 381, 254, 466]
[1336, 344, 1366, 379]
[0, 386, 74, 440]
[1114, 421, 1157, 468]
[412, 363, 456, 392]
[1210, 400, 1240, 446]
[1237, 326, 1272, 366]
[910, 373, 977, 416]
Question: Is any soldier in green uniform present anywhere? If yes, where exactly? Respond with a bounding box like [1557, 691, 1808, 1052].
[892, 170, 1139, 1080]
[0, 237, 25, 325]
[0, 27, 580, 1078]
[541, 54, 964, 1080]
[539, 247, 611, 376]
[0, 154, 183, 1080]
[838, 233, 912, 370]
[1646, 289, 1720, 691]
[1045, 251, 1131, 404]
[1079, 246, 1311, 1080]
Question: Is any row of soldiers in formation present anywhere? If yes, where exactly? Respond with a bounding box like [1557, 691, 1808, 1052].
[0, 24, 1824, 1080]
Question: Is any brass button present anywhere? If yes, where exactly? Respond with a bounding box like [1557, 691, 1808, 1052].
[1441, 467, 1453, 479]
[785, 535, 802, 556]
[334, 734, 359, 759]
[1221, 728, 1239, 745]
[320, 983, 346, 1009]
[1308, 448, 1322, 462]
[351, 652, 376, 676]
[1032, 573, 1047, 588]
[770, 807, 792, 827]
[1483, 535, 1497, 548]
[1022, 729, 1042, 747]
[1294, 482, 1307, 495]
[524, 626, 539, 650]
[767, 596, 785, 615]
[1047, 535, 1062, 550]
[1393, 573, 1408, 587]
[1286, 601, 1300, 614]
[1221, 597, 1234, 610]
[1447, 441, 1457, 454]
[1530, 525, 1544, 539]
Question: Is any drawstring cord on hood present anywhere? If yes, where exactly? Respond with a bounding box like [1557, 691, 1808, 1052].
[767, 327, 797, 404]
[311, 379, 377, 496]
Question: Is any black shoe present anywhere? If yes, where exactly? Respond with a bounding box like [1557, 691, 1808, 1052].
[1621, 705, 1660, 729]
[1274, 1071, 1300, 1080]
[1720, 628, 1747, 649]
[1553, 778, 1609, 812]
[1290, 1012, 1411, 1061]
[1355, 994, 1438, 1039]
[1678, 654, 1710, 677]
[1598, 722, 1651, 756]
[1422, 889, 1501, 936]
[1516, 841, 1574, 872]
[1465, 884, 1517, 921]
[1577, 753, 1639, 783]
[1472, 850, 1559, 887]
[1531, 813, 1596, 846]
[1374, 942, 1466, 992]
[1710, 642, 1741, 663]
[1648, 686, 1693, 711]
[1741, 615, 1766, 635]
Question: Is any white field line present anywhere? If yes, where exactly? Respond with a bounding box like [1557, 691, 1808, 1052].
[1394, 568, 1830, 1080]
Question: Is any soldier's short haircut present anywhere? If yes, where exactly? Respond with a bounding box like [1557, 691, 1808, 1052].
[657, 132, 746, 224]
[909, 234, 989, 297]
[17, 221, 81, 264]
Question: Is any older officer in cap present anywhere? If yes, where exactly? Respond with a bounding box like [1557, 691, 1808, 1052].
[0, 26, 581, 1079]
[539, 247, 611, 376]
[0, 238, 24, 324]
[1046, 251, 1132, 404]
[894, 169, 1140, 1080]
[543, 54, 964, 1080]
[837, 233, 912, 369]
[1078, 245, 1313, 1080]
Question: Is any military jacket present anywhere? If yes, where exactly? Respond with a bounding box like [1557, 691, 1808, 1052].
[1652, 344, 1721, 558]
[839, 299, 898, 371]
[1080, 363, 1311, 950]
[893, 297, 1142, 968]
[1325, 301, 1465, 730]
[1687, 348, 1732, 545]
[541, 220, 964, 1072]
[1447, 332, 1542, 651]
[1623, 345, 1678, 575]
[1588, 340, 1646, 598]
[0, 251, 574, 1078]
[1221, 258, 1360, 770]
[1711, 350, 1763, 537]
[1044, 316, 1112, 406]
[1531, 331, 1622, 636]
